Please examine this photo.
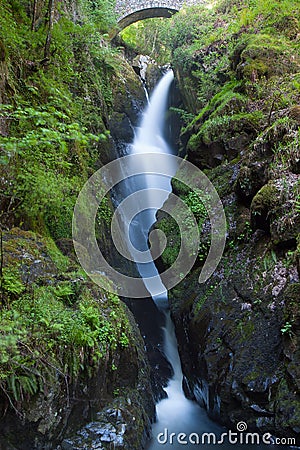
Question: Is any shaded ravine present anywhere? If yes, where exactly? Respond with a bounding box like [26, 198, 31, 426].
[118, 70, 283, 449]
[119, 71, 225, 448]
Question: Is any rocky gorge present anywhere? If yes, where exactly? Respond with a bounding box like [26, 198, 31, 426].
[0, 0, 300, 448]
[152, 1, 300, 443]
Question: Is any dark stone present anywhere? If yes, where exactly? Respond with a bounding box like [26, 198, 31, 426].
[235, 160, 269, 205]
[123, 296, 172, 401]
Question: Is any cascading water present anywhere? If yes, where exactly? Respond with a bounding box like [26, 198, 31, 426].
[119, 71, 272, 450]
[127, 70, 177, 304]
[121, 71, 221, 448]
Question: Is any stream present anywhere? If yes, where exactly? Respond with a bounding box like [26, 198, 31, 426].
[117, 70, 283, 449]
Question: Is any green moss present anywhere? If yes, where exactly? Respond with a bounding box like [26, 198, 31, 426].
[156, 216, 180, 267]
[0, 227, 133, 406]
[189, 111, 262, 150]
[0, 284, 130, 400]
[1, 266, 25, 296]
[237, 317, 255, 342]
[276, 379, 300, 429]
[250, 183, 279, 216]
[0, 276, 131, 403]
[237, 34, 298, 80]
[44, 238, 70, 272]
[283, 283, 300, 327]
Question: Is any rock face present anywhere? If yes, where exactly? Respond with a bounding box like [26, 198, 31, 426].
[162, 156, 300, 442]
[153, 1, 300, 444]
[108, 57, 146, 158]
[0, 229, 155, 449]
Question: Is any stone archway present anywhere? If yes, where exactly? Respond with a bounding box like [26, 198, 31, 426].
[117, 6, 179, 30]
[115, 0, 202, 32]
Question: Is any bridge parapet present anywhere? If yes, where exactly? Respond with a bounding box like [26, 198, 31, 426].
[115, 0, 204, 25]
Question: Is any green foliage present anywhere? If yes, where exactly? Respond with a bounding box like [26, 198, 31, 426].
[97, 196, 113, 227]
[169, 107, 194, 125]
[184, 189, 208, 223]
[0, 100, 106, 239]
[0, 0, 24, 56]
[0, 281, 131, 403]
[154, 0, 300, 134]
[1, 266, 24, 296]
[120, 18, 171, 64]
[45, 238, 70, 272]
[189, 111, 263, 151]
[156, 185, 211, 267]
[79, 0, 117, 33]
[0, 0, 120, 238]
[281, 321, 293, 337]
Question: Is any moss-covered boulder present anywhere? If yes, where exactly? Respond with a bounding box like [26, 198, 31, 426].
[235, 34, 299, 81]
[250, 182, 279, 232]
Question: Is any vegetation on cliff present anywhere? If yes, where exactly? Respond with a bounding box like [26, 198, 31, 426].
[0, 1, 153, 447]
[137, 0, 300, 440]
[1, 0, 300, 445]
[0, 0, 119, 235]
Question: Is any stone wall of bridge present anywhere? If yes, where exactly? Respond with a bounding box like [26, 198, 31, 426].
[115, 0, 204, 29]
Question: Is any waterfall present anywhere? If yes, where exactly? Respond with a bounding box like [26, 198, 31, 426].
[121, 71, 221, 449]
[124, 70, 178, 305]
[120, 71, 266, 449]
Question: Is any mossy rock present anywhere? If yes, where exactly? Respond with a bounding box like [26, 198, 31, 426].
[111, 58, 146, 121]
[241, 59, 269, 80]
[236, 34, 299, 80]
[250, 183, 279, 232]
[274, 15, 299, 40]
[235, 160, 269, 204]
[283, 283, 300, 330]
[187, 111, 260, 168]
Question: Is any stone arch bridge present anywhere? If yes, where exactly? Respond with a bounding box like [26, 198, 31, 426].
[115, 0, 204, 31]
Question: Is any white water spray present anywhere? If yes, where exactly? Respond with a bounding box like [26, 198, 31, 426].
[128, 71, 177, 302]
[124, 71, 268, 450]
[124, 71, 221, 448]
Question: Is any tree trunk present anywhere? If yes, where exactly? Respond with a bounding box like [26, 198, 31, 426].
[44, 0, 55, 59]
[0, 227, 3, 307]
[31, 0, 38, 31]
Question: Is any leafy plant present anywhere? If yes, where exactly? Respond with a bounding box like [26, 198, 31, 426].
[1, 267, 24, 297]
[281, 321, 293, 337]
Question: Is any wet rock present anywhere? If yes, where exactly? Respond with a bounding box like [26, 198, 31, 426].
[108, 58, 146, 158]
[132, 54, 153, 82]
[235, 161, 269, 204]
[250, 174, 300, 245]
[123, 297, 172, 401]
[250, 182, 279, 232]
[155, 154, 300, 441]
[61, 397, 152, 450]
